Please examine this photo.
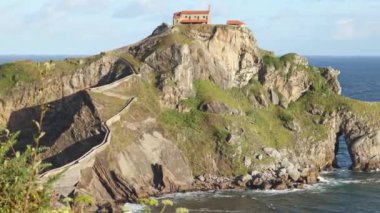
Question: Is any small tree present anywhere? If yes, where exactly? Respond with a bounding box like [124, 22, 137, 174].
[0, 118, 53, 212]
[73, 194, 96, 213]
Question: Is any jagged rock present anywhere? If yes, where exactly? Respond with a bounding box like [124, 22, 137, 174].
[274, 181, 287, 190]
[296, 183, 304, 189]
[261, 181, 272, 190]
[255, 154, 263, 161]
[196, 175, 205, 182]
[243, 156, 252, 168]
[250, 170, 261, 177]
[252, 177, 264, 187]
[139, 25, 261, 108]
[263, 147, 282, 159]
[280, 158, 295, 170]
[284, 121, 301, 132]
[288, 168, 301, 181]
[241, 174, 253, 182]
[259, 54, 312, 106]
[277, 168, 288, 180]
[248, 95, 261, 108]
[151, 23, 169, 36]
[200, 101, 244, 116]
[308, 104, 324, 115]
[305, 168, 319, 184]
[320, 67, 342, 94]
[269, 88, 280, 105]
[227, 133, 241, 145]
[200, 101, 229, 114]
[350, 130, 380, 171]
[255, 93, 269, 107]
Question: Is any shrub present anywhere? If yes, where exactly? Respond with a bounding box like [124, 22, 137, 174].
[73, 194, 96, 213]
[278, 110, 294, 123]
[0, 125, 53, 212]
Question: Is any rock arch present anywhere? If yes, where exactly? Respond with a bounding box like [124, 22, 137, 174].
[336, 110, 380, 171]
[333, 133, 353, 169]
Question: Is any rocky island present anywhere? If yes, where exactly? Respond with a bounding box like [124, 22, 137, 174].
[1, 24, 379, 210]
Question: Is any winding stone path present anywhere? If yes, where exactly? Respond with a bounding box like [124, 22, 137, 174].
[40, 73, 139, 193]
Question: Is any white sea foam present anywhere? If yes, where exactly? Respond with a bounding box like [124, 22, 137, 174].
[195, 208, 245, 213]
[122, 203, 146, 213]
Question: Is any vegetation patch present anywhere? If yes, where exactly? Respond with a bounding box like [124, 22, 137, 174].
[0, 61, 41, 95]
[249, 106, 294, 148]
[157, 32, 192, 49]
[117, 52, 143, 72]
[0, 55, 105, 96]
[261, 51, 298, 71]
[194, 80, 252, 112]
[177, 24, 214, 35]
[88, 92, 127, 120]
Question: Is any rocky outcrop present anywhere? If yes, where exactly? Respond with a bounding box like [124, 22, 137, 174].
[128, 25, 261, 108]
[0, 55, 135, 127]
[337, 110, 380, 171]
[7, 91, 106, 169]
[74, 131, 193, 203]
[258, 54, 312, 107]
[258, 54, 342, 107]
[200, 101, 244, 116]
[320, 67, 342, 95]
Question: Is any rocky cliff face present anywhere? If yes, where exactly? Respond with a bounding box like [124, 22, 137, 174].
[127, 24, 261, 108]
[1, 24, 379, 208]
[0, 55, 135, 128]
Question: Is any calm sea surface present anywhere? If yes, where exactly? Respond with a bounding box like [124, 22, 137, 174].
[1, 56, 380, 212]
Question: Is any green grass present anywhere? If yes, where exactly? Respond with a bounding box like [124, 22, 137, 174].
[160, 110, 206, 131]
[262, 52, 299, 71]
[0, 55, 104, 96]
[278, 110, 294, 123]
[279, 53, 298, 62]
[194, 80, 252, 112]
[117, 52, 143, 72]
[0, 61, 40, 95]
[258, 48, 275, 57]
[249, 106, 294, 148]
[176, 24, 215, 35]
[339, 96, 380, 123]
[88, 92, 127, 120]
[159, 109, 217, 175]
[106, 77, 161, 155]
[285, 91, 349, 141]
[158, 33, 192, 49]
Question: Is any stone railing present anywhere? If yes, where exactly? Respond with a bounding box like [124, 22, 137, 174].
[40, 71, 139, 179]
[40, 97, 137, 179]
[89, 73, 140, 93]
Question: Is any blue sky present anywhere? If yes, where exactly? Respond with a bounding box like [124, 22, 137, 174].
[1, 0, 380, 56]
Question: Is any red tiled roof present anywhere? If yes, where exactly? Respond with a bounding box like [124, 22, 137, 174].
[180, 19, 208, 23]
[227, 20, 246, 26]
[174, 10, 210, 15]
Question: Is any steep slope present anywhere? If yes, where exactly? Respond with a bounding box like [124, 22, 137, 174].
[1, 24, 379, 209]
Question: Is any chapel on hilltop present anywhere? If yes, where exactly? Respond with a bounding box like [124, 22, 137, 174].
[173, 6, 211, 25]
[173, 6, 246, 28]
[226, 20, 246, 27]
